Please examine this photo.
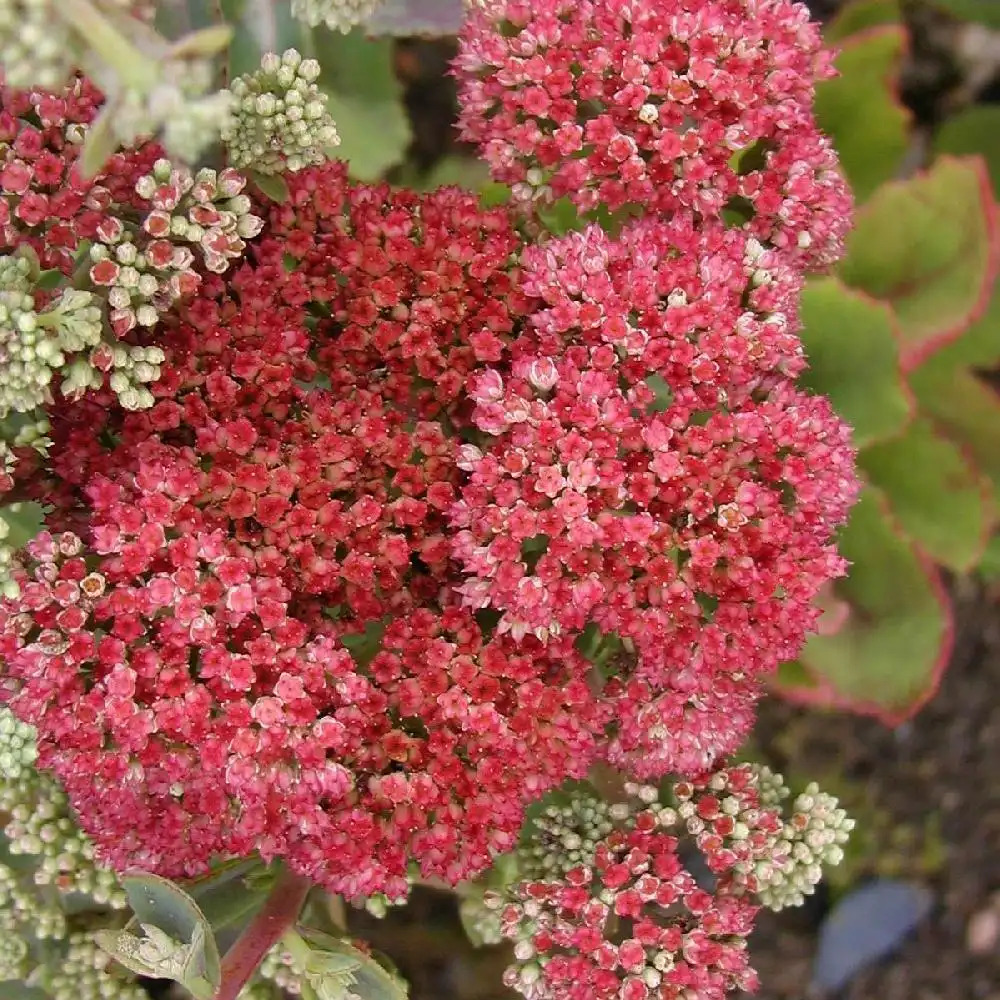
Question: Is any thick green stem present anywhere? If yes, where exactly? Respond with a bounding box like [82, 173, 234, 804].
[214, 864, 312, 1000]
[58, 0, 158, 90]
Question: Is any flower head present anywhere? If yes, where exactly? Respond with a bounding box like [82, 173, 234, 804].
[455, 0, 851, 266]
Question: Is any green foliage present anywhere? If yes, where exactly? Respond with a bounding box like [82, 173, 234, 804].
[292, 926, 410, 1000]
[925, 0, 1000, 28]
[839, 157, 996, 368]
[798, 278, 912, 448]
[814, 26, 910, 202]
[783, 17, 1000, 720]
[933, 105, 1000, 195]
[312, 29, 411, 180]
[824, 0, 902, 41]
[858, 418, 992, 572]
[788, 488, 952, 720]
[95, 872, 221, 999]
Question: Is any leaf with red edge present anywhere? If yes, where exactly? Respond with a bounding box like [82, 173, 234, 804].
[825, 0, 903, 42]
[908, 354, 1000, 495]
[777, 486, 953, 723]
[814, 26, 911, 203]
[838, 157, 1000, 369]
[858, 417, 995, 573]
[799, 277, 913, 448]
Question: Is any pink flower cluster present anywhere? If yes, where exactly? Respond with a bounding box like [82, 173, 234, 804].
[0, 0, 856, 932]
[456, 0, 851, 267]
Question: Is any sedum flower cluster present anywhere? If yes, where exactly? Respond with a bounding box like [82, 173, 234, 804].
[0, 0, 859, 996]
[494, 765, 854, 1000]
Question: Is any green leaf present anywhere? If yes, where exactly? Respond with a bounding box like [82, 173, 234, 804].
[858, 417, 994, 572]
[925, 0, 1000, 28]
[220, 0, 306, 78]
[295, 927, 409, 1000]
[167, 23, 234, 59]
[249, 170, 291, 204]
[184, 857, 273, 932]
[933, 106, 1000, 198]
[36, 269, 64, 291]
[796, 486, 952, 721]
[2, 503, 44, 550]
[118, 872, 221, 993]
[799, 277, 913, 447]
[155, 0, 223, 35]
[839, 156, 1000, 368]
[980, 531, 1000, 580]
[365, 0, 466, 36]
[825, 0, 903, 41]
[415, 155, 491, 193]
[908, 355, 1000, 495]
[79, 106, 119, 179]
[313, 30, 410, 181]
[814, 26, 911, 202]
[908, 278, 1000, 370]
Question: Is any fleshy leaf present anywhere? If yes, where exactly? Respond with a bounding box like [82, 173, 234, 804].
[249, 170, 291, 204]
[795, 486, 952, 722]
[314, 30, 411, 180]
[908, 356, 1000, 495]
[838, 156, 1000, 369]
[814, 26, 911, 203]
[296, 927, 409, 1000]
[933, 106, 1000, 197]
[3, 503, 44, 550]
[812, 880, 933, 993]
[364, 0, 466, 36]
[116, 871, 221, 994]
[858, 417, 994, 572]
[925, 0, 1000, 28]
[825, 0, 903, 41]
[799, 277, 913, 447]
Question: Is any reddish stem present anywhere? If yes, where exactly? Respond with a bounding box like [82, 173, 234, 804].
[214, 864, 312, 1000]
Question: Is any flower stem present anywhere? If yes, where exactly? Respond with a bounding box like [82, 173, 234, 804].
[58, 0, 158, 90]
[214, 863, 313, 1000]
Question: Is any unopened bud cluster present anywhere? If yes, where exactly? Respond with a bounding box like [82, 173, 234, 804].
[290, 0, 385, 32]
[224, 49, 341, 175]
[0, 254, 103, 417]
[0, 706, 127, 909]
[90, 159, 263, 340]
[519, 794, 616, 879]
[112, 56, 232, 166]
[751, 770, 855, 911]
[0, 0, 78, 90]
[42, 933, 147, 1000]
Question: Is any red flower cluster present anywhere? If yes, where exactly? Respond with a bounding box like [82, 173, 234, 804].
[456, 0, 851, 267]
[0, 167, 607, 895]
[0, 0, 857, 925]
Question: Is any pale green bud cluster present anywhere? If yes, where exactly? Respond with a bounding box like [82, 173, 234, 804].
[0, 917, 29, 980]
[0, 510, 21, 600]
[753, 772, 855, 911]
[61, 343, 165, 412]
[0, 0, 78, 90]
[0, 256, 101, 418]
[43, 932, 148, 1000]
[0, 702, 38, 780]
[224, 49, 341, 175]
[290, 0, 385, 32]
[0, 860, 67, 941]
[0, 706, 127, 910]
[113, 57, 233, 165]
[519, 794, 616, 879]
